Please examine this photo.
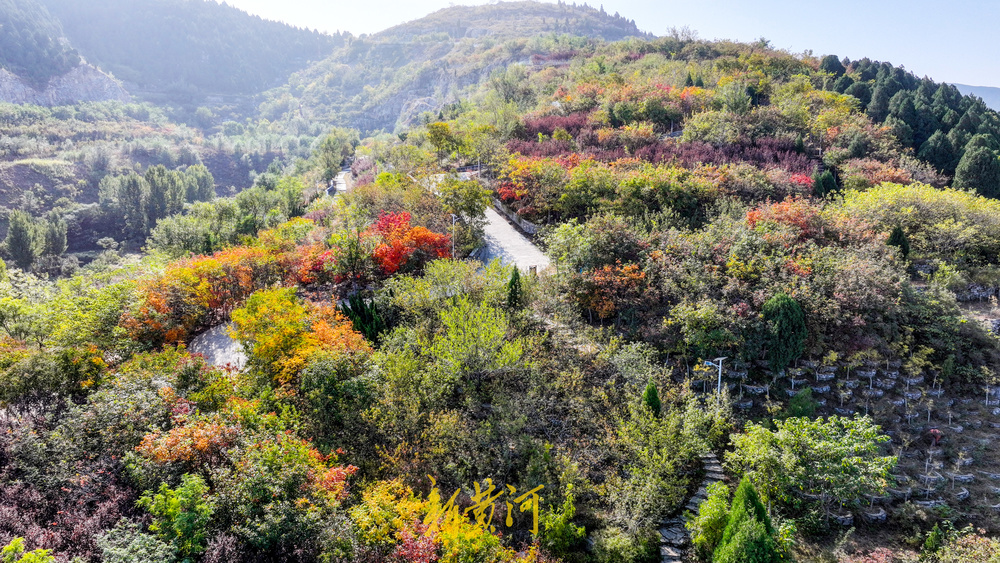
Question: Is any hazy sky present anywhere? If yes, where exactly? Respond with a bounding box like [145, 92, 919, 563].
[219, 0, 1000, 87]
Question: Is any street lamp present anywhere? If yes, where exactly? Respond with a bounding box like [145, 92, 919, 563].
[704, 357, 728, 394]
[451, 214, 457, 260]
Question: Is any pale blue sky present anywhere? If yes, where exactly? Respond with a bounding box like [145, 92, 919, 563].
[219, 0, 999, 87]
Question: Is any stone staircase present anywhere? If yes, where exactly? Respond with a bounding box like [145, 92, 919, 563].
[659, 451, 725, 563]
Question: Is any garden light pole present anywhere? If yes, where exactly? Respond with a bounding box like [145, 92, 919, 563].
[451, 214, 457, 259]
[705, 357, 728, 394]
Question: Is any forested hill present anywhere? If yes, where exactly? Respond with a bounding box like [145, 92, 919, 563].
[259, 1, 651, 133]
[374, 1, 650, 43]
[36, 0, 344, 99]
[0, 0, 80, 87]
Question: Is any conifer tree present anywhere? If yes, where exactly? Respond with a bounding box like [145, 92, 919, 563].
[506, 267, 524, 311]
[694, 75, 704, 88]
[812, 170, 837, 197]
[684, 72, 694, 87]
[642, 381, 661, 417]
[953, 146, 1000, 198]
[763, 293, 807, 374]
[714, 477, 781, 563]
[4, 210, 41, 270]
[887, 226, 910, 259]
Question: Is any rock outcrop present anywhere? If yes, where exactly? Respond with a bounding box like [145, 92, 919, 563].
[0, 64, 131, 106]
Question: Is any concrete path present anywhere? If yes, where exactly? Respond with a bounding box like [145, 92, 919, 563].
[189, 324, 246, 370]
[326, 170, 349, 197]
[480, 207, 551, 272]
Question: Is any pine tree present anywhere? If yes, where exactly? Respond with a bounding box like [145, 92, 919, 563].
[812, 170, 837, 197]
[714, 477, 781, 563]
[694, 75, 704, 88]
[506, 267, 524, 311]
[642, 381, 661, 417]
[887, 225, 910, 259]
[819, 54, 846, 77]
[4, 210, 41, 270]
[763, 293, 807, 374]
[684, 72, 694, 87]
[918, 130, 957, 174]
[953, 146, 1000, 198]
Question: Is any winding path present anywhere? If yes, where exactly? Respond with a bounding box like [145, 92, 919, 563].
[479, 206, 551, 272]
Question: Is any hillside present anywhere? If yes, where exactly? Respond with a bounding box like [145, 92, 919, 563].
[259, 1, 651, 133]
[37, 0, 344, 101]
[0, 0, 80, 87]
[8, 5, 1000, 563]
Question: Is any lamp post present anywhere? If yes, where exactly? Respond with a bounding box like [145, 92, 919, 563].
[704, 357, 728, 394]
[451, 214, 457, 260]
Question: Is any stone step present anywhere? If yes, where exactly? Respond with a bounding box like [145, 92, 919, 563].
[661, 545, 683, 559]
[706, 471, 725, 480]
[659, 525, 688, 546]
[705, 463, 723, 472]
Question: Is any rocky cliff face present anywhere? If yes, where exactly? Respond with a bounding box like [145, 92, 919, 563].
[0, 64, 131, 105]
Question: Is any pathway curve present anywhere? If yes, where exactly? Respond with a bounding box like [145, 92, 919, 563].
[189, 324, 247, 370]
[479, 206, 551, 272]
[659, 451, 724, 563]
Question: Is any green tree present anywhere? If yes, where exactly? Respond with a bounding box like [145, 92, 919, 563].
[315, 127, 360, 182]
[762, 293, 806, 374]
[953, 146, 1000, 198]
[684, 71, 694, 87]
[427, 122, 460, 161]
[506, 267, 524, 311]
[0, 538, 55, 563]
[4, 210, 41, 270]
[887, 225, 910, 259]
[686, 481, 729, 560]
[819, 55, 846, 77]
[918, 130, 957, 173]
[812, 170, 837, 197]
[137, 473, 214, 560]
[726, 416, 896, 518]
[184, 164, 215, 202]
[41, 212, 67, 257]
[642, 380, 661, 417]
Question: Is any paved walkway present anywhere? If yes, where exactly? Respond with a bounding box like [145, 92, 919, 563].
[326, 170, 349, 197]
[189, 324, 246, 370]
[479, 207, 551, 272]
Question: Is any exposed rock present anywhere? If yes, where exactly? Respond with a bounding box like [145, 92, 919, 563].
[0, 64, 130, 106]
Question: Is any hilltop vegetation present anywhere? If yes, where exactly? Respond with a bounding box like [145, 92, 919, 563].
[261, 1, 650, 132]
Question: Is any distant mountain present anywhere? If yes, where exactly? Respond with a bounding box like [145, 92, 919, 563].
[374, 1, 650, 43]
[0, 0, 80, 88]
[37, 0, 344, 101]
[260, 0, 652, 133]
[954, 83, 1000, 112]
